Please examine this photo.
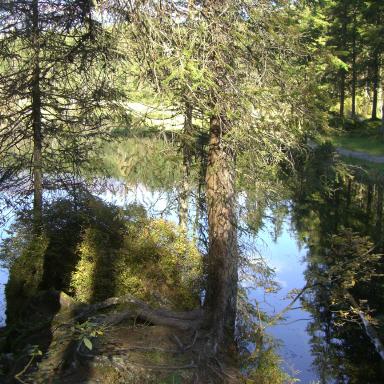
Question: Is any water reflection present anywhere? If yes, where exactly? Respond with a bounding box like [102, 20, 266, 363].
[289, 145, 384, 383]
[1, 141, 384, 382]
[247, 212, 316, 381]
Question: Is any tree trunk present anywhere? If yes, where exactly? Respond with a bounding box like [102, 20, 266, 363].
[381, 78, 384, 137]
[179, 104, 193, 231]
[372, 52, 379, 120]
[340, 70, 345, 118]
[376, 184, 383, 246]
[346, 291, 384, 360]
[204, 115, 238, 349]
[31, 0, 43, 234]
[346, 178, 352, 209]
[366, 184, 373, 218]
[339, 2, 348, 119]
[351, 15, 357, 119]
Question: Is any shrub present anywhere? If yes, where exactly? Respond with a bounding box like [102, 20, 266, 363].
[71, 214, 202, 310]
[3, 196, 202, 324]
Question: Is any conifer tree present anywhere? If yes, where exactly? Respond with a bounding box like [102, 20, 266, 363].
[122, 0, 312, 348]
[0, 0, 110, 232]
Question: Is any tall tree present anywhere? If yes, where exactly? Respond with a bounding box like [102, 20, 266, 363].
[0, 0, 110, 231]
[178, 102, 193, 232]
[124, 0, 312, 348]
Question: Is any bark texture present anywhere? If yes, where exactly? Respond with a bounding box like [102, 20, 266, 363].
[204, 115, 238, 348]
[351, 17, 357, 118]
[339, 70, 345, 118]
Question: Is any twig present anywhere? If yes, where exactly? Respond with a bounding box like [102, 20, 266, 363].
[114, 346, 179, 354]
[14, 355, 35, 384]
[266, 284, 311, 327]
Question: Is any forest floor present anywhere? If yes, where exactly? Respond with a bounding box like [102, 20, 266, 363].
[0, 291, 242, 384]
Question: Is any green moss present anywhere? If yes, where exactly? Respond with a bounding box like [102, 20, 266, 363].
[71, 215, 202, 309]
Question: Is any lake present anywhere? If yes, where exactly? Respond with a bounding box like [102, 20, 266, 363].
[1, 157, 383, 383]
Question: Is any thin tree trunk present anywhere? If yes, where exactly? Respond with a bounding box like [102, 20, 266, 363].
[346, 292, 384, 360]
[31, 0, 43, 234]
[193, 136, 207, 246]
[366, 184, 373, 218]
[346, 178, 352, 209]
[372, 52, 379, 120]
[351, 14, 357, 119]
[339, 2, 348, 119]
[179, 104, 193, 231]
[376, 184, 383, 246]
[381, 77, 384, 136]
[204, 115, 238, 349]
[340, 70, 345, 118]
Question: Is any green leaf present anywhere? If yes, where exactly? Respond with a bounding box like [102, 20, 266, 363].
[83, 337, 93, 351]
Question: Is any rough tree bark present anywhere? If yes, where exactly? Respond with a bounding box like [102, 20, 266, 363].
[375, 184, 383, 245]
[31, 0, 43, 234]
[381, 77, 384, 136]
[204, 115, 238, 349]
[340, 70, 346, 118]
[366, 183, 373, 217]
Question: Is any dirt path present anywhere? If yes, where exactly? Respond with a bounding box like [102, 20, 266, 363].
[336, 147, 384, 164]
[307, 140, 384, 164]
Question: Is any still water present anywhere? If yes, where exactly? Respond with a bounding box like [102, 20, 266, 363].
[101, 182, 319, 382]
[1, 177, 383, 383]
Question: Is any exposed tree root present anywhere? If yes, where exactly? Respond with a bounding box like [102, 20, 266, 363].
[10, 292, 242, 383]
[84, 294, 204, 330]
[54, 292, 204, 333]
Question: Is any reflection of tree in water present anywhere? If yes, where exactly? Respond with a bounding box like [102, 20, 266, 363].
[302, 235, 383, 383]
[290, 145, 384, 383]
